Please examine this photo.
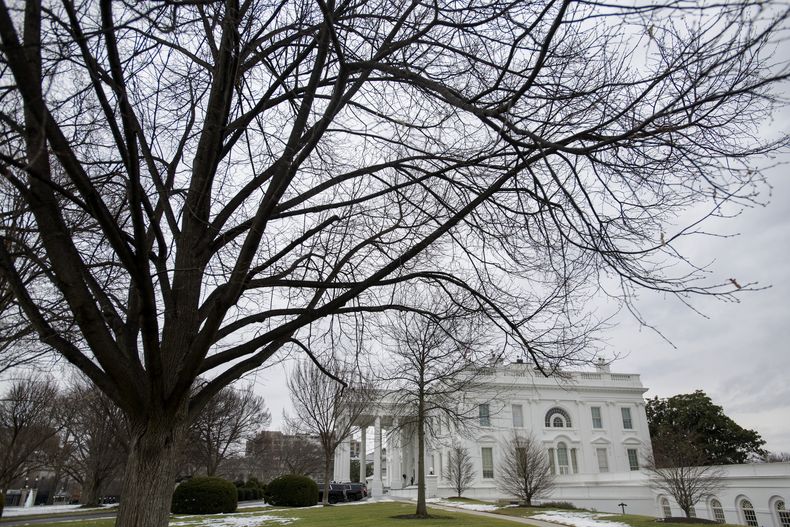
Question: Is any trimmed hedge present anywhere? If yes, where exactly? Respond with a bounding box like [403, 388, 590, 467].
[171, 477, 238, 514]
[264, 475, 318, 507]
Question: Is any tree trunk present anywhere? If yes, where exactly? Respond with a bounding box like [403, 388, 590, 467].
[322, 454, 331, 505]
[115, 414, 186, 527]
[80, 471, 102, 508]
[415, 393, 427, 518]
[46, 467, 62, 505]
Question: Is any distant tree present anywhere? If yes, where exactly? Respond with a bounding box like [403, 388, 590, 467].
[761, 451, 790, 463]
[445, 444, 475, 498]
[644, 430, 725, 518]
[187, 384, 271, 477]
[498, 432, 555, 506]
[246, 429, 323, 482]
[61, 380, 128, 507]
[350, 459, 374, 484]
[0, 377, 61, 503]
[646, 391, 765, 465]
[286, 361, 372, 505]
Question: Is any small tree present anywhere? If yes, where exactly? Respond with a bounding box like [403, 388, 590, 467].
[645, 431, 725, 518]
[382, 293, 493, 518]
[445, 444, 475, 498]
[498, 432, 555, 506]
[286, 361, 371, 505]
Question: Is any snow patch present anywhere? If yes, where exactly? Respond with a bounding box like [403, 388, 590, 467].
[1, 504, 117, 517]
[531, 510, 633, 527]
[424, 498, 501, 512]
[169, 513, 297, 527]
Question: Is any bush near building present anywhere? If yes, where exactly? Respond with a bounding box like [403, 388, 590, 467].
[264, 475, 318, 507]
[171, 477, 237, 514]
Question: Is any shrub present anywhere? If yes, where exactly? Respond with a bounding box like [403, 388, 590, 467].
[265, 475, 318, 507]
[0, 492, 5, 518]
[171, 477, 238, 514]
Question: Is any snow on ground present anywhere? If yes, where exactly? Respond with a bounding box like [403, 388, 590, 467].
[1, 504, 117, 517]
[531, 510, 633, 527]
[170, 513, 297, 527]
[237, 501, 271, 509]
[424, 498, 501, 512]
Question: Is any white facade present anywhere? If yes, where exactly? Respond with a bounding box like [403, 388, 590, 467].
[335, 361, 790, 526]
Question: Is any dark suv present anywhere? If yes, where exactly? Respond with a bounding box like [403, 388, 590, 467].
[317, 483, 346, 504]
[342, 482, 365, 501]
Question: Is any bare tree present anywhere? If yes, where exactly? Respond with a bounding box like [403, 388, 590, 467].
[0, 377, 61, 503]
[246, 429, 323, 482]
[382, 295, 493, 517]
[498, 432, 555, 507]
[60, 380, 128, 508]
[286, 361, 371, 505]
[0, 1, 786, 525]
[645, 432, 725, 518]
[762, 451, 790, 463]
[445, 444, 475, 498]
[186, 383, 270, 477]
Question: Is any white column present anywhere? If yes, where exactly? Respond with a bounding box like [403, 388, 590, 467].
[390, 418, 402, 489]
[372, 415, 383, 496]
[360, 426, 367, 483]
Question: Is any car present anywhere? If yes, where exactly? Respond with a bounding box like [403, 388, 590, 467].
[342, 482, 365, 501]
[317, 483, 346, 504]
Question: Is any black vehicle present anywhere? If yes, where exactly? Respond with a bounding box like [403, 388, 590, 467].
[317, 483, 347, 504]
[342, 483, 365, 501]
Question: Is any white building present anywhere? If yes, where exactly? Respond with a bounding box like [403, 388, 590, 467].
[334, 360, 790, 526]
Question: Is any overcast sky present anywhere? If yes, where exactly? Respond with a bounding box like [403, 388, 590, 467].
[254, 128, 790, 454]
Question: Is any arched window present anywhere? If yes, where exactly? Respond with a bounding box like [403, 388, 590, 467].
[776, 500, 790, 527]
[710, 499, 725, 523]
[557, 442, 570, 474]
[545, 407, 572, 428]
[741, 499, 758, 527]
[660, 497, 671, 518]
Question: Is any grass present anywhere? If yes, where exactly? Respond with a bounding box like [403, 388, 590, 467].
[0, 502, 526, 527]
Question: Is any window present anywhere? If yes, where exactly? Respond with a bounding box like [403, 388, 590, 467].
[570, 448, 578, 474]
[661, 497, 672, 518]
[710, 499, 725, 523]
[591, 407, 603, 428]
[596, 448, 609, 473]
[479, 404, 490, 427]
[557, 442, 570, 474]
[776, 500, 790, 527]
[481, 447, 494, 479]
[741, 499, 758, 527]
[548, 448, 556, 475]
[621, 407, 633, 429]
[627, 448, 639, 470]
[545, 407, 572, 428]
[512, 404, 524, 428]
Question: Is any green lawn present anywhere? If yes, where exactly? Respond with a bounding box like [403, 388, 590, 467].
[1, 502, 527, 527]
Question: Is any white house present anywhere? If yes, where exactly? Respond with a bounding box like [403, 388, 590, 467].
[334, 360, 790, 527]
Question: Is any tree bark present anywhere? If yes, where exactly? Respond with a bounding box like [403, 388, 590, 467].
[115, 414, 186, 527]
[415, 392, 427, 518]
[322, 454, 331, 505]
